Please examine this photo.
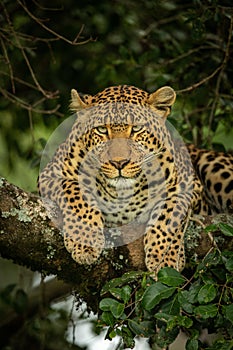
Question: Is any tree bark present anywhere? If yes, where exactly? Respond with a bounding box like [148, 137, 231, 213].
[0, 178, 147, 309]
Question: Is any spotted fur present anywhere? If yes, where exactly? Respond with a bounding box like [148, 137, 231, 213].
[38, 85, 233, 273]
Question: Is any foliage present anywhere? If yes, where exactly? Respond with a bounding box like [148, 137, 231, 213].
[96, 223, 233, 349]
[0, 0, 233, 190]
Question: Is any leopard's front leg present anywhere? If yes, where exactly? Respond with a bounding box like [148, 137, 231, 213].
[59, 180, 105, 265]
[38, 173, 105, 265]
[144, 195, 191, 274]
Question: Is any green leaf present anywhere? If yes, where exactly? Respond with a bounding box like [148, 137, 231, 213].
[219, 223, 233, 237]
[226, 273, 233, 283]
[177, 315, 193, 329]
[201, 273, 215, 285]
[108, 330, 117, 339]
[154, 312, 171, 322]
[121, 326, 135, 349]
[202, 249, 221, 266]
[101, 311, 115, 327]
[108, 288, 122, 300]
[178, 291, 194, 313]
[167, 315, 193, 330]
[153, 324, 179, 348]
[209, 340, 233, 350]
[128, 319, 154, 337]
[160, 294, 181, 316]
[204, 224, 218, 233]
[225, 257, 233, 272]
[141, 282, 176, 310]
[99, 298, 124, 318]
[121, 285, 132, 303]
[100, 271, 142, 295]
[194, 304, 218, 319]
[197, 284, 217, 304]
[155, 313, 193, 331]
[186, 338, 199, 350]
[110, 301, 124, 318]
[99, 298, 115, 311]
[141, 273, 148, 289]
[158, 267, 185, 287]
[224, 304, 233, 324]
[179, 280, 201, 312]
[109, 285, 131, 304]
[138, 321, 155, 337]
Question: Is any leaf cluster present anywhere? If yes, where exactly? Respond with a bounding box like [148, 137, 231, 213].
[96, 224, 233, 349]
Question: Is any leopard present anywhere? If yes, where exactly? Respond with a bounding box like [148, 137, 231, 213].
[38, 84, 233, 274]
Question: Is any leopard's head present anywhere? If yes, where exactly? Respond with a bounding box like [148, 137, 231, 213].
[69, 85, 176, 189]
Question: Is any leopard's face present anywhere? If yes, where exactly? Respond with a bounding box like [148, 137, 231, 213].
[87, 123, 161, 180]
[72, 90, 175, 181]
[93, 124, 145, 180]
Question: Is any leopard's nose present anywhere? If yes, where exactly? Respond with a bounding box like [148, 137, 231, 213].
[109, 159, 130, 170]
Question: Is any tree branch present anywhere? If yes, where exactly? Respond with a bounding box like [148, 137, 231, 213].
[0, 177, 232, 309]
[0, 178, 146, 309]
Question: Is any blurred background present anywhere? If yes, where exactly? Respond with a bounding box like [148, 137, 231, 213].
[0, 0, 232, 349]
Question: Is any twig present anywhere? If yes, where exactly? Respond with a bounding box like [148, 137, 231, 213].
[177, 13, 233, 97]
[0, 27, 60, 44]
[176, 65, 222, 94]
[32, 0, 64, 12]
[207, 13, 233, 143]
[0, 87, 62, 115]
[0, 37, 15, 93]
[160, 44, 220, 68]
[28, 109, 35, 145]
[17, 0, 93, 46]
[0, 70, 51, 92]
[2, 2, 54, 99]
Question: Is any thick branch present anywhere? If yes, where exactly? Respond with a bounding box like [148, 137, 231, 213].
[0, 178, 146, 308]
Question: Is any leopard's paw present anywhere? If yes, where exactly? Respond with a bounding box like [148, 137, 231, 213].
[64, 231, 105, 265]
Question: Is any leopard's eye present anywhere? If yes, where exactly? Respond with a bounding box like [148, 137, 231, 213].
[131, 125, 144, 133]
[95, 126, 108, 135]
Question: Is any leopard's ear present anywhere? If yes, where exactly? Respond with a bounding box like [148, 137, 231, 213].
[147, 86, 176, 118]
[70, 89, 92, 111]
